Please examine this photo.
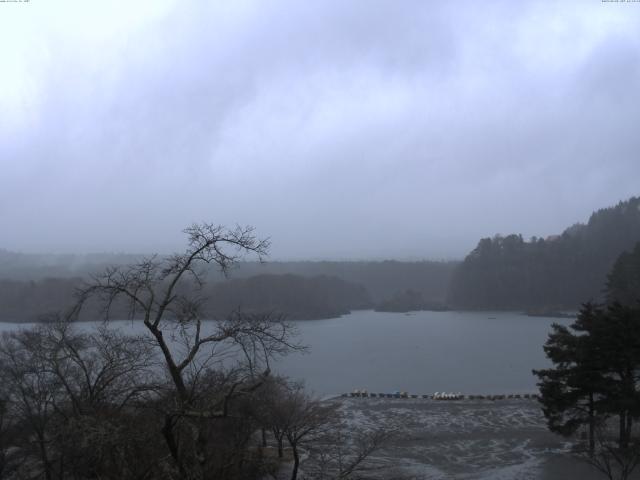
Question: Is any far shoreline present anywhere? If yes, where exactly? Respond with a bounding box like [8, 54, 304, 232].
[0, 308, 579, 324]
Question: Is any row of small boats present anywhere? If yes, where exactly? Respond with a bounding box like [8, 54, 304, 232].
[345, 390, 538, 400]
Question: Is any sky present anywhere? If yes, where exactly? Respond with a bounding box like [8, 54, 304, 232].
[1, 0, 639, 260]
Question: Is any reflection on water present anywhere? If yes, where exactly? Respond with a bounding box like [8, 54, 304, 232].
[0, 310, 568, 396]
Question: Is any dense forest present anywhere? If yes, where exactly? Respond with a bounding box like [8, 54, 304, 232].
[448, 197, 640, 310]
[534, 246, 640, 478]
[0, 225, 393, 480]
[374, 289, 448, 312]
[0, 251, 457, 304]
[0, 255, 455, 321]
[218, 260, 457, 304]
[0, 274, 372, 322]
[0, 277, 83, 322]
[0, 250, 142, 280]
[2, 197, 640, 318]
[206, 274, 372, 320]
[0, 253, 456, 302]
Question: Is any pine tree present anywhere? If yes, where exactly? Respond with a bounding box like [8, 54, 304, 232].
[606, 242, 640, 307]
[591, 302, 640, 449]
[535, 302, 640, 452]
[533, 303, 606, 454]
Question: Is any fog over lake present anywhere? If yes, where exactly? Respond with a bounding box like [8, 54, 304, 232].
[3, 2, 639, 478]
[0, 310, 565, 396]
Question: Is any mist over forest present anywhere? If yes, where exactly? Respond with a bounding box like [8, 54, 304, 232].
[2, 195, 639, 322]
[3, 2, 640, 479]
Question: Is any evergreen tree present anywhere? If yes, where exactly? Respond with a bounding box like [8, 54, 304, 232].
[606, 242, 640, 307]
[533, 303, 606, 454]
[591, 302, 640, 449]
[449, 196, 640, 310]
[535, 301, 640, 452]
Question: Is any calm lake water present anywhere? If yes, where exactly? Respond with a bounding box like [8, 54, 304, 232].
[0, 310, 568, 396]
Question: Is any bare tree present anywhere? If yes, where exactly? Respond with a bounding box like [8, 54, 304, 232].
[580, 423, 640, 480]
[0, 320, 161, 480]
[254, 375, 291, 458]
[282, 388, 337, 480]
[303, 424, 397, 480]
[259, 379, 338, 480]
[0, 395, 8, 479]
[37, 320, 156, 414]
[0, 328, 60, 480]
[73, 223, 302, 479]
[257, 376, 397, 480]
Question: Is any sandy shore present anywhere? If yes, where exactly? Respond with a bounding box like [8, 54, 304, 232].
[328, 397, 607, 480]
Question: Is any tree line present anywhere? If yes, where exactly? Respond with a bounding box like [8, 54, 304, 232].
[0, 250, 457, 309]
[0, 225, 393, 480]
[534, 241, 640, 480]
[0, 274, 372, 323]
[4, 196, 640, 316]
[0, 261, 456, 321]
[449, 196, 640, 310]
[219, 259, 456, 304]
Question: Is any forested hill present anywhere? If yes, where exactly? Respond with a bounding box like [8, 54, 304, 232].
[0, 252, 456, 320]
[0, 274, 372, 322]
[213, 260, 457, 304]
[447, 196, 640, 310]
[0, 252, 457, 307]
[206, 274, 372, 320]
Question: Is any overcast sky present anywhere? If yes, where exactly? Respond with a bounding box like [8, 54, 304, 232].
[1, 1, 639, 260]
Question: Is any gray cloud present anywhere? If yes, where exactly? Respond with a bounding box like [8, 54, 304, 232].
[1, 0, 639, 259]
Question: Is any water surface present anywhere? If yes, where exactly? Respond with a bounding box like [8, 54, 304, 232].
[275, 310, 565, 395]
[0, 310, 566, 396]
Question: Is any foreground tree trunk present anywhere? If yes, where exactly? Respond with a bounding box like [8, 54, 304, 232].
[72, 224, 302, 478]
[619, 412, 629, 450]
[37, 432, 53, 480]
[290, 445, 300, 480]
[277, 437, 284, 459]
[589, 393, 595, 456]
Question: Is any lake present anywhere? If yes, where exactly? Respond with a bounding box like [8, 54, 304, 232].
[276, 310, 565, 396]
[0, 310, 593, 479]
[0, 310, 567, 396]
